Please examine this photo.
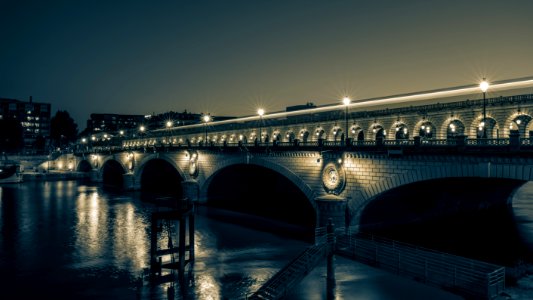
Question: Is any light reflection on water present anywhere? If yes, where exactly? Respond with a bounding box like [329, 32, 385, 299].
[1, 181, 513, 299]
[0, 181, 309, 299]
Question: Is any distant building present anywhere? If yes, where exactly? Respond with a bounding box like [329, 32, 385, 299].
[147, 111, 237, 130]
[0, 96, 51, 151]
[82, 111, 237, 143]
[286, 102, 316, 112]
[86, 113, 146, 135]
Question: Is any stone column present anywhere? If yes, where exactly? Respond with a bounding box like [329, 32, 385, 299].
[315, 195, 347, 228]
[182, 179, 200, 202]
[89, 169, 101, 183]
[123, 173, 140, 190]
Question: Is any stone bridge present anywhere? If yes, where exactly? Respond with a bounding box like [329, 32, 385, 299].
[58, 145, 533, 232]
[54, 79, 533, 232]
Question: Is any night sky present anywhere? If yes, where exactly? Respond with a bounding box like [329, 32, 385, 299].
[2, 0, 533, 129]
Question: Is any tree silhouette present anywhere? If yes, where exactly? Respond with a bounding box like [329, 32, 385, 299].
[50, 110, 78, 149]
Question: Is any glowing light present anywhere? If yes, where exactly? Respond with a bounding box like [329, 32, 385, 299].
[166, 121, 172, 128]
[342, 96, 351, 106]
[203, 114, 211, 123]
[257, 108, 265, 116]
[81, 138, 87, 143]
[119, 130, 124, 135]
[516, 119, 522, 125]
[337, 158, 342, 164]
[139, 126, 145, 132]
[479, 79, 489, 93]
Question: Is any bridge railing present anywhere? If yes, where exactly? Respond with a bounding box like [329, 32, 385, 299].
[333, 229, 505, 299]
[466, 139, 510, 146]
[79, 135, 533, 156]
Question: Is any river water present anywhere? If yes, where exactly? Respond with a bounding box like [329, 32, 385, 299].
[1, 180, 532, 299]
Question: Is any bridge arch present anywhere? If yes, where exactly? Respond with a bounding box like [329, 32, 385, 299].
[369, 123, 385, 140]
[200, 156, 316, 209]
[314, 127, 325, 141]
[200, 156, 317, 230]
[135, 153, 188, 183]
[135, 153, 188, 200]
[415, 119, 435, 139]
[469, 115, 498, 139]
[444, 118, 466, 139]
[76, 159, 92, 172]
[347, 160, 531, 228]
[506, 112, 533, 138]
[391, 122, 409, 140]
[100, 158, 127, 188]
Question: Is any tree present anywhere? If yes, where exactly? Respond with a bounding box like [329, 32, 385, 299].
[0, 119, 23, 153]
[50, 110, 78, 149]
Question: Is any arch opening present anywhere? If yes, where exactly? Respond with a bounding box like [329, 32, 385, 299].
[359, 177, 527, 266]
[102, 160, 125, 189]
[206, 164, 316, 240]
[140, 159, 184, 203]
[77, 160, 92, 172]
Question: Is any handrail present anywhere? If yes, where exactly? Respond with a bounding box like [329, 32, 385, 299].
[332, 229, 505, 299]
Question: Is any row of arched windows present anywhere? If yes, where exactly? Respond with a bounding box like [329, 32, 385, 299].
[123, 113, 533, 147]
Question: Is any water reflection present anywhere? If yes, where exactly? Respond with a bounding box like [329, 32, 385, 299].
[0, 181, 487, 299]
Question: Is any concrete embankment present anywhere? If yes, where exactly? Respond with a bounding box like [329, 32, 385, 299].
[22, 171, 90, 181]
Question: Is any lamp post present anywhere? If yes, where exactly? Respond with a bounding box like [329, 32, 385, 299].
[257, 108, 264, 144]
[202, 114, 211, 145]
[166, 120, 172, 143]
[342, 97, 351, 144]
[480, 78, 489, 138]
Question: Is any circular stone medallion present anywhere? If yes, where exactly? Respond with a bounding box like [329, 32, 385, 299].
[322, 162, 345, 195]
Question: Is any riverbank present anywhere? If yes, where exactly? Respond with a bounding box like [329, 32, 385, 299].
[21, 171, 90, 181]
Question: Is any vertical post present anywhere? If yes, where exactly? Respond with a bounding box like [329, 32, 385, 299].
[326, 218, 336, 300]
[150, 214, 159, 277]
[179, 217, 186, 277]
[483, 90, 487, 138]
[189, 209, 195, 262]
[342, 97, 351, 146]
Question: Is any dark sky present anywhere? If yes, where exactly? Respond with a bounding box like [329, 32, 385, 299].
[2, 0, 533, 129]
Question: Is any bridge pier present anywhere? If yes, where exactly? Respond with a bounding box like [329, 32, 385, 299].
[123, 173, 140, 190]
[89, 169, 101, 183]
[315, 195, 346, 228]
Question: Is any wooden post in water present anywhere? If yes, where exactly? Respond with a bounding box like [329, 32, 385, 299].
[326, 218, 336, 300]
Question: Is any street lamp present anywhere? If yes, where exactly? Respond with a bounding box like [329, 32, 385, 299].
[479, 78, 489, 138]
[342, 97, 351, 144]
[166, 121, 172, 143]
[202, 114, 211, 144]
[257, 108, 265, 144]
[139, 125, 146, 139]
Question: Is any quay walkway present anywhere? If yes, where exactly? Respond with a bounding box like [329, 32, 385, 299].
[248, 225, 506, 300]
